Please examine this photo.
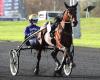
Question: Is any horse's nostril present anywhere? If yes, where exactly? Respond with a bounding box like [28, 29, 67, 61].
[73, 21, 78, 27]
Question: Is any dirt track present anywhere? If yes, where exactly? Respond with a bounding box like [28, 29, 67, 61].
[0, 41, 100, 80]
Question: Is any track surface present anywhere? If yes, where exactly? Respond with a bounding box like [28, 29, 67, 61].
[0, 41, 100, 80]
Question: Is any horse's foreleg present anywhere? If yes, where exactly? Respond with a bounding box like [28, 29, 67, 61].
[68, 46, 75, 68]
[51, 48, 60, 70]
[69, 44, 74, 63]
[34, 49, 42, 75]
[55, 48, 68, 73]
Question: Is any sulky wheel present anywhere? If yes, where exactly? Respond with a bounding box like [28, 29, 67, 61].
[9, 49, 19, 76]
[63, 59, 73, 76]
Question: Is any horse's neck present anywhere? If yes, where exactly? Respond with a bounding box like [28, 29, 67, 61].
[63, 23, 72, 33]
[56, 22, 72, 35]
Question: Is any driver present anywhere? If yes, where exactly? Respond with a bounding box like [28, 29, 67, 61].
[24, 14, 40, 47]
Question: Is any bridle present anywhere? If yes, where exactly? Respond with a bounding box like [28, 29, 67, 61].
[62, 9, 78, 27]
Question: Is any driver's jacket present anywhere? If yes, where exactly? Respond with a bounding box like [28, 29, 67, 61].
[25, 24, 40, 37]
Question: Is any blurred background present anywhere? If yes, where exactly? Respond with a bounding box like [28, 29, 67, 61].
[0, 0, 100, 48]
[0, 0, 100, 19]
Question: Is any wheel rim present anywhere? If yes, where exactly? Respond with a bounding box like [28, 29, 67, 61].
[63, 62, 72, 76]
[10, 49, 19, 76]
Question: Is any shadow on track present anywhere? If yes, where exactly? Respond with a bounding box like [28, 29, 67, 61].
[12, 74, 100, 79]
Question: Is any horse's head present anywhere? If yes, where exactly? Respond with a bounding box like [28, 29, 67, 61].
[64, 2, 78, 27]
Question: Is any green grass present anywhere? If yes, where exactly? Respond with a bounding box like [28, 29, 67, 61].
[0, 20, 48, 41]
[73, 18, 100, 48]
[0, 18, 100, 48]
[0, 21, 28, 41]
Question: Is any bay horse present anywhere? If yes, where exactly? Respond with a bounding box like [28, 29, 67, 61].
[33, 2, 78, 76]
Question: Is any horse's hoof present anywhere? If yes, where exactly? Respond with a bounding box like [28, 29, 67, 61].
[55, 64, 60, 71]
[54, 69, 62, 76]
[34, 68, 39, 75]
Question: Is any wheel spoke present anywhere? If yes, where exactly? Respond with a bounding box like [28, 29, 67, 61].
[10, 49, 19, 76]
[63, 58, 72, 76]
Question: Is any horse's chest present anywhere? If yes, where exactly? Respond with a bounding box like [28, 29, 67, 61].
[64, 24, 72, 33]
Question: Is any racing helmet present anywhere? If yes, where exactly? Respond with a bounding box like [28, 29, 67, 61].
[28, 14, 38, 24]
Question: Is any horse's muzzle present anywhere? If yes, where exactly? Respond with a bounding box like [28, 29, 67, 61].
[73, 20, 78, 27]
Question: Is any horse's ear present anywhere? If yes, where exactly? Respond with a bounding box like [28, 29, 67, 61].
[64, 2, 69, 8]
[73, 2, 78, 7]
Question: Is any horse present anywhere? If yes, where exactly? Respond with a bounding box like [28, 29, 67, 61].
[33, 2, 78, 76]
